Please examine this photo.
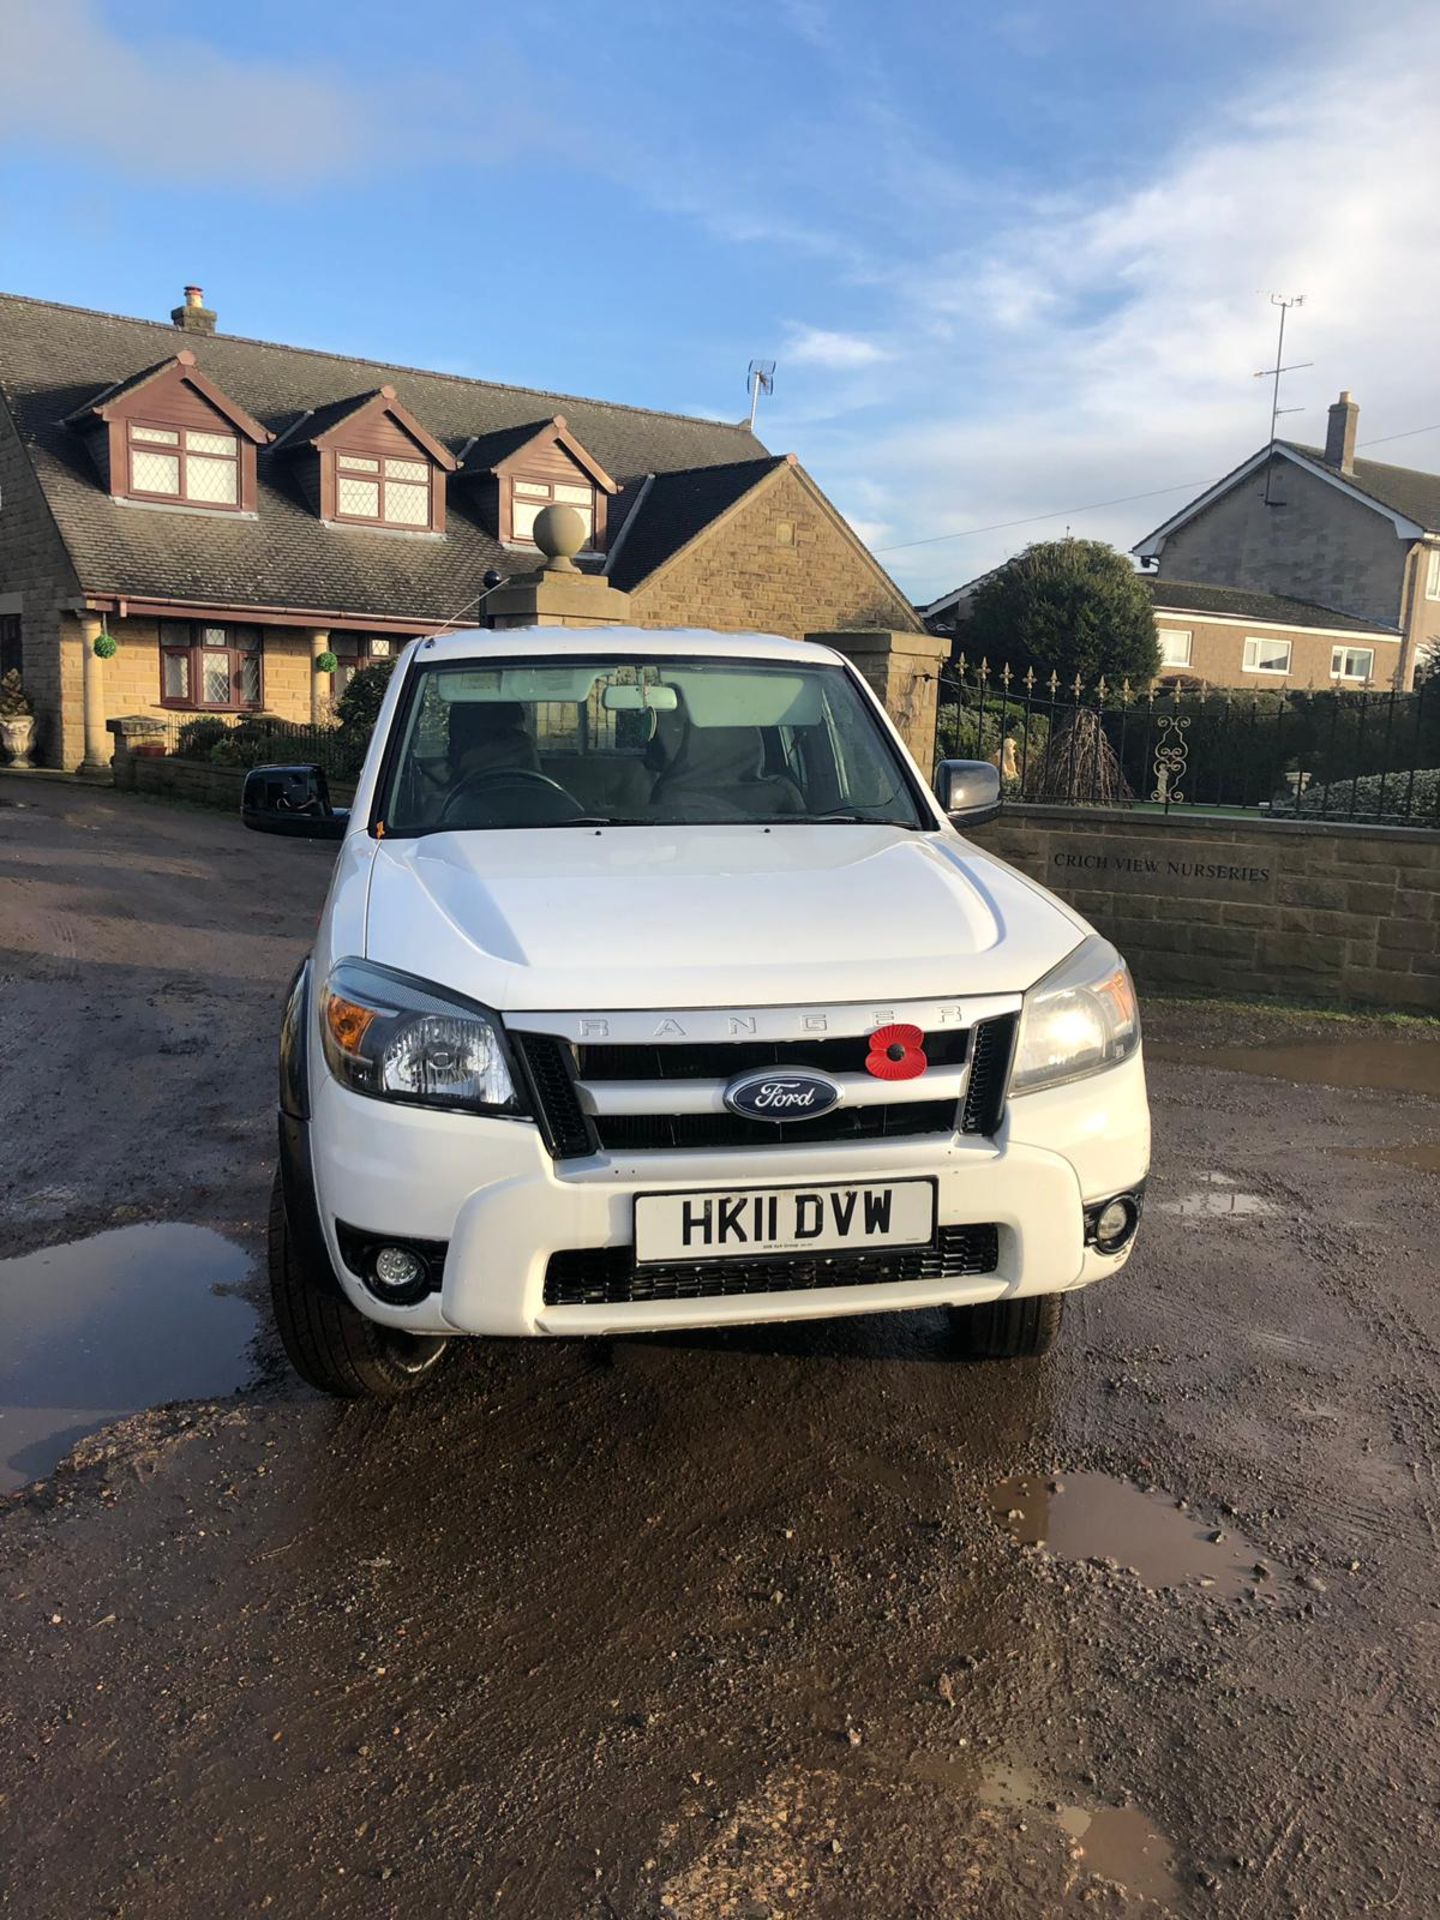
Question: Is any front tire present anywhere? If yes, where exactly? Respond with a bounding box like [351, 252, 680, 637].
[947, 1292, 1064, 1359]
[268, 1172, 451, 1400]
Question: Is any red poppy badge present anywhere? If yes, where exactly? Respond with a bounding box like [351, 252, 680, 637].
[865, 1022, 927, 1081]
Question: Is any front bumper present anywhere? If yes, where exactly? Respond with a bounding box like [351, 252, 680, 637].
[303, 1048, 1150, 1338]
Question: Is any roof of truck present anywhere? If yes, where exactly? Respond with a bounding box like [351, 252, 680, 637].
[414, 627, 847, 667]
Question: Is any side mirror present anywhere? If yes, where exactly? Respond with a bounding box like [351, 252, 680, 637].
[241, 764, 350, 840]
[933, 759, 1002, 828]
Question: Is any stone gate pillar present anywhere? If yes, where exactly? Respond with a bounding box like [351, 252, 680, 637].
[807, 629, 949, 771]
[484, 505, 632, 629]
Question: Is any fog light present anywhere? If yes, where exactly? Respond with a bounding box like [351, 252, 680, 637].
[1089, 1195, 1140, 1254]
[373, 1245, 426, 1295]
[336, 1222, 448, 1306]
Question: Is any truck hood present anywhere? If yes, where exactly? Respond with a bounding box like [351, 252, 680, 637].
[361, 824, 1084, 1012]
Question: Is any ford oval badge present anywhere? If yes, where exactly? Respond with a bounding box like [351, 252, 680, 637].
[723, 1069, 842, 1123]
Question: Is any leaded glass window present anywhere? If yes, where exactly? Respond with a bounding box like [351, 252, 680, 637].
[333, 450, 435, 529]
[507, 475, 596, 546]
[159, 622, 263, 711]
[126, 421, 241, 508]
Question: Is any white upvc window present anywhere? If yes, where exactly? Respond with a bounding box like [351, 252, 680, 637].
[510, 477, 596, 545]
[1242, 635, 1292, 675]
[1157, 628, 1192, 667]
[1330, 645, 1375, 683]
[334, 451, 433, 529]
[1425, 547, 1440, 600]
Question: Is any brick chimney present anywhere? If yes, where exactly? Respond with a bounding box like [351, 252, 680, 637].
[170, 284, 216, 337]
[1325, 390, 1358, 474]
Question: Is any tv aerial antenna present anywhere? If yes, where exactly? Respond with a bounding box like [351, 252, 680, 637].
[747, 359, 775, 431]
[1254, 293, 1311, 505]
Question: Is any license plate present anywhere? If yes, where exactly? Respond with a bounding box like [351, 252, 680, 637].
[634, 1179, 937, 1265]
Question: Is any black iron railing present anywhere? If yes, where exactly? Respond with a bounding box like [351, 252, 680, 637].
[934, 659, 1440, 827]
[130, 712, 368, 783]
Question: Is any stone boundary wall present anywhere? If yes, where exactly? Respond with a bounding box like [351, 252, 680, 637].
[970, 805, 1439, 1014]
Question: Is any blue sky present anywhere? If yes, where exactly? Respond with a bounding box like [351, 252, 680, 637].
[3, 0, 1439, 601]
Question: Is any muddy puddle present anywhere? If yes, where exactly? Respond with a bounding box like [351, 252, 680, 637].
[1156, 1171, 1278, 1218]
[989, 1470, 1274, 1600]
[1149, 1037, 1440, 1098]
[883, 1755, 1180, 1905]
[984, 1764, 1179, 1904]
[0, 1223, 257, 1494]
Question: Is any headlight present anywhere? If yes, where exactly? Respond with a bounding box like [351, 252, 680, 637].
[1010, 935, 1140, 1096]
[319, 959, 522, 1116]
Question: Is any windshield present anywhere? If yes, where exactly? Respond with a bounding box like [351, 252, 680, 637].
[375, 655, 929, 833]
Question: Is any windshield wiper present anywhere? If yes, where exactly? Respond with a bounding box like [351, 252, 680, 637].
[802, 810, 928, 828]
[544, 815, 652, 828]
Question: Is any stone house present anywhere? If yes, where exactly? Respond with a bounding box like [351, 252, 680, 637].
[0, 288, 919, 771]
[1133, 393, 1440, 690]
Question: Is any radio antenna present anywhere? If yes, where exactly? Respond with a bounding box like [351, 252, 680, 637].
[747, 359, 775, 431]
[1254, 293, 1311, 505]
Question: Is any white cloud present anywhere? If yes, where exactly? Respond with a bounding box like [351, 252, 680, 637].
[784, 325, 893, 370]
[0, 0, 360, 186]
[0, 0, 568, 190]
[772, 5, 1440, 603]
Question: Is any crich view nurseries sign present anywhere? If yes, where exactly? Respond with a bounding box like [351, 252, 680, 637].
[1050, 850, 1272, 886]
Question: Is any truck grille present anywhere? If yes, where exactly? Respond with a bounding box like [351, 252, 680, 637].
[544, 1223, 1001, 1307]
[593, 1100, 958, 1154]
[511, 1012, 1019, 1161]
[575, 1030, 968, 1081]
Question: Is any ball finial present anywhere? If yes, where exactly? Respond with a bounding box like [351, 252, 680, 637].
[533, 503, 586, 571]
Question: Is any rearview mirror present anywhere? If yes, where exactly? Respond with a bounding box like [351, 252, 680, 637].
[601, 683, 679, 711]
[933, 759, 1002, 828]
[241, 764, 350, 840]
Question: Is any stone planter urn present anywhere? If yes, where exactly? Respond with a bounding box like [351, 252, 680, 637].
[0, 712, 35, 769]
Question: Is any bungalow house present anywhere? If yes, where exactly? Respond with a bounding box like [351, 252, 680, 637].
[0, 288, 919, 771]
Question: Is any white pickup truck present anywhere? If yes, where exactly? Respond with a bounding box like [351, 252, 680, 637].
[243, 627, 1150, 1399]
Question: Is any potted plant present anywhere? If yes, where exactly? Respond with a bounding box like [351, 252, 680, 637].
[0, 669, 36, 769]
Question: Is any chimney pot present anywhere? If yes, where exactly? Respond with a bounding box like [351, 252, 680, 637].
[171, 285, 217, 338]
[1325, 390, 1359, 474]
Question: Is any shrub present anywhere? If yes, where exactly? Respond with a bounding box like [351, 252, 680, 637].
[964, 540, 1161, 685]
[1275, 766, 1440, 826]
[335, 660, 395, 740]
[176, 716, 230, 759]
[0, 669, 33, 717]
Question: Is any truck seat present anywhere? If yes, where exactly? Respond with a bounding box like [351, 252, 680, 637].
[649, 725, 804, 821]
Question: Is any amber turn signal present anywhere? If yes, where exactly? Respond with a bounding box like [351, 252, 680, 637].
[325, 992, 378, 1059]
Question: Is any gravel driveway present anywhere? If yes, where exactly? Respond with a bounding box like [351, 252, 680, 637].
[2, 775, 1438, 1919]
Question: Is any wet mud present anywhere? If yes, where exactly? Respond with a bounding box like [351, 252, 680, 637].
[1, 781, 1438, 1918]
[1149, 1035, 1440, 1097]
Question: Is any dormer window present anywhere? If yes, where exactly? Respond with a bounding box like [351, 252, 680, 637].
[334, 451, 435, 529]
[456, 415, 618, 553]
[128, 421, 241, 507]
[288, 385, 457, 535]
[65, 349, 271, 513]
[511, 478, 597, 546]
